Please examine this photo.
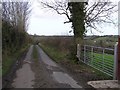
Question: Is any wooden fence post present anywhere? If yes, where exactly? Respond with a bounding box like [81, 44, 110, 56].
[118, 36, 120, 83]
[114, 43, 118, 80]
[77, 44, 80, 60]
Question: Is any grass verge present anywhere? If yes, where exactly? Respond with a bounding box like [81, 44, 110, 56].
[39, 43, 112, 80]
[2, 44, 30, 77]
[39, 44, 67, 63]
[32, 45, 39, 62]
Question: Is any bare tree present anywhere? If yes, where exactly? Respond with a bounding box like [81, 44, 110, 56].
[40, 0, 117, 34]
[39, 0, 117, 60]
[2, 1, 31, 32]
[2, 1, 31, 49]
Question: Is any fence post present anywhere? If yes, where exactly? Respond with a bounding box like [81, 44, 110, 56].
[113, 43, 118, 80]
[77, 44, 80, 61]
[118, 36, 120, 83]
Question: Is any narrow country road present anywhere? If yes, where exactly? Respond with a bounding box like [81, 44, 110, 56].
[12, 45, 83, 88]
[12, 45, 35, 88]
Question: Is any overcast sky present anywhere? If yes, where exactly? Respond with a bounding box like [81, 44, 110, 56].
[27, 0, 119, 36]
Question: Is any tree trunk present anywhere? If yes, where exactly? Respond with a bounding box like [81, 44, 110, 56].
[69, 2, 85, 61]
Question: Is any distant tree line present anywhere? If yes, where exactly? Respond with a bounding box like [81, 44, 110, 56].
[2, 2, 31, 56]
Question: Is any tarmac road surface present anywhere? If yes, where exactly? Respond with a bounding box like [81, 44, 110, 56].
[12, 45, 83, 88]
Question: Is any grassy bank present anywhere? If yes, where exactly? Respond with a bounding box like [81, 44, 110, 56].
[39, 43, 112, 80]
[39, 43, 67, 63]
[2, 44, 30, 76]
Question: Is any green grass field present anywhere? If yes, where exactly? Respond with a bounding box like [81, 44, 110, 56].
[83, 51, 114, 76]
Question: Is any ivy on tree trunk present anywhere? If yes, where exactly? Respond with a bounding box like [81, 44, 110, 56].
[68, 2, 85, 60]
[69, 2, 85, 41]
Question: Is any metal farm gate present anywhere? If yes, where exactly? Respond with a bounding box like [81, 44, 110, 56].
[77, 44, 118, 79]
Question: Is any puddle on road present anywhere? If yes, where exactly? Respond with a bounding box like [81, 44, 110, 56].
[52, 72, 82, 88]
